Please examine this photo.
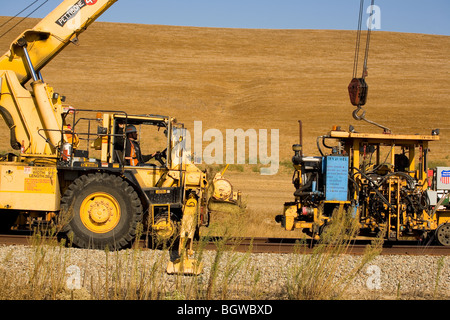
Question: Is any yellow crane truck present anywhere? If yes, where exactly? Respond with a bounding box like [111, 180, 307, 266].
[0, 0, 240, 274]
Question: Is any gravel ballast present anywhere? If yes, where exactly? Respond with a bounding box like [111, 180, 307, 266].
[0, 244, 448, 300]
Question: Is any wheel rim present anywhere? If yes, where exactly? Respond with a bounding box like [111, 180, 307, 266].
[437, 224, 450, 246]
[80, 192, 121, 234]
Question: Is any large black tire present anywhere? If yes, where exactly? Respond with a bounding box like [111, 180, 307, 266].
[60, 173, 143, 250]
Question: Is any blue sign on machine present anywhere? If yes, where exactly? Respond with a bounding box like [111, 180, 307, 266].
[324, 156, 349, 201]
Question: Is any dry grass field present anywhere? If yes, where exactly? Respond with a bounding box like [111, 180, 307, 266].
[0, 18, 449, 237]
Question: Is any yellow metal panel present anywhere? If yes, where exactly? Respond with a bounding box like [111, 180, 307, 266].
[186, 171, 202, 186]
[408, 146, 415, 172]
[437, 210, 450, 226]
[352, 139, 359, 176]
[329, 130, 439, 142]
[101, 113, 110, 162]
[1, 71, 63, 155]
[115, 114, 170, 123]
[294, 222, 313, 229]
[133, 167, 165, 188]
[180, 197, 198, 241]
[0, 164, 59, 211]
[283, 204, 297, 231]
[31, 80, 61, 150]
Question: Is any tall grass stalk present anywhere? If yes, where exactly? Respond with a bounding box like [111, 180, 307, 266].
[286, 207, 383, 299]
[433, 256, 445, 299]
[0, 204, 385, 300]
[0, 229, 72, 300]
[204, 229, 251, 299]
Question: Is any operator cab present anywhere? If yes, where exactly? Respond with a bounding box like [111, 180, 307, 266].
[112, 114, 171, 168]
[58, 109, 185, 170]
[58, 110, 195, 214]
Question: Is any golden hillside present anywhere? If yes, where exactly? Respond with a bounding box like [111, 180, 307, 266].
[1, 18, 448, 165]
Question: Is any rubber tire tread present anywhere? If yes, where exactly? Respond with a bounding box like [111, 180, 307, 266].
[60, 173, 142, 250]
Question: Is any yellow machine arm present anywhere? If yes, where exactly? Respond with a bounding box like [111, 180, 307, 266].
[0, 0, 117, 155]
[0, 0, 117, 85]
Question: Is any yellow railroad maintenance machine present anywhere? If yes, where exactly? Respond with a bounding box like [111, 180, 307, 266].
[276, 122, 450, 246]
[0, 0, 240, 274]
[276, 0, 450, 246]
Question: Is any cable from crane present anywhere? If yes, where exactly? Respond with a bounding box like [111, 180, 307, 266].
[348, 0, 390, 133]
[352, 0, 365, 80]
[349, 0, 373, 108]
[0, 0, 39, 29]
[362, 0, 374, 79]
[0, 0, 48, 40]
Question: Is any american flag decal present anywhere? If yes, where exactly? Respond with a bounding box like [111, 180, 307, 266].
[441, 170, 450, 185]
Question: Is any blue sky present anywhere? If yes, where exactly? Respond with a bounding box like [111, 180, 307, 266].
[1, 0, 449, 36]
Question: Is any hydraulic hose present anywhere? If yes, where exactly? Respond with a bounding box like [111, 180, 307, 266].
[0, 106, 21, 150]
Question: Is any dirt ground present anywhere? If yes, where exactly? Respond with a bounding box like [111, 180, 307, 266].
[206, 170, 301, 238]
[226, 171, 293, 213]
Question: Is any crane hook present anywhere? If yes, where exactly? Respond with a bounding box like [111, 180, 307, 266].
[352, 106, 366, 121]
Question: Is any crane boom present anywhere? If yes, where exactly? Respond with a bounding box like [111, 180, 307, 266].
[0, 0, 117, 85]
[0, 0, 117, 155]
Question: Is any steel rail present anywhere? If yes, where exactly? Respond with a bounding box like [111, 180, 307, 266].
[1, 234, 449, 256]
[197, 237, 450, 255]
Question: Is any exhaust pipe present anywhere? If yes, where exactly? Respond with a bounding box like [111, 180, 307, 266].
[292, 120, 303, 165]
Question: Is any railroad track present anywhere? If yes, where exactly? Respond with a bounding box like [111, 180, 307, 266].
[201, 237, 450, 256]
[1, 233, 449, 256]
